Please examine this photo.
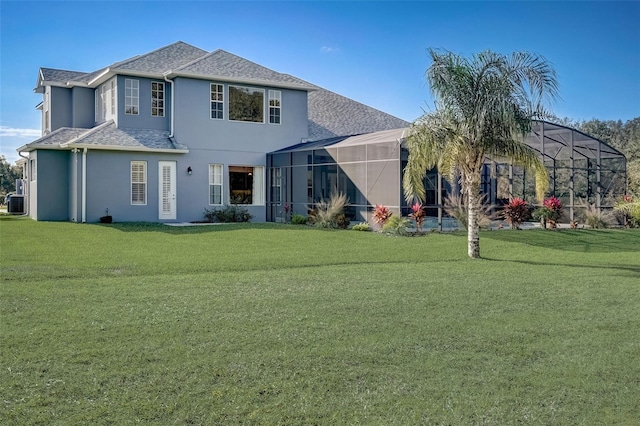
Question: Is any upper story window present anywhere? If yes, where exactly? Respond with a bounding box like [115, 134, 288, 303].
[110, 80, 116, 116]
[229, 86, 264, 123]
[43, 91, 50, 133]
[210, 84, 224, 120]
[151, 82, 165, 117]
[268, 90, 281, 124]
[125, 79, 139, 115]
[95, 79, 116, 123]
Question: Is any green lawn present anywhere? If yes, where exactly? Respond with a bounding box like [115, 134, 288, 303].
[1, 217, 639, 424]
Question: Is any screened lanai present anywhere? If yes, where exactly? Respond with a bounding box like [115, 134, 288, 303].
[266, 121, 627, 225]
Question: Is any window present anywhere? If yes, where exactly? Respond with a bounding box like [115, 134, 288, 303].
[211, 84, 224, 119]
[125, 79, 139, 115]
[131, 161, 147, 205]
[270, 167, 282, 204]
[43, 91, 49, 133]
[269, 90, 281, 124]
[95, 87, 100, 122]
[100, 84, 107, 121]
[229, 166, 264, 205]
[229, 86, 264, 123]
[209, 164, 223, 205]
[151, 82, 164, 117]
[110, 80, 116, 116]
[30, 159, 37, 182]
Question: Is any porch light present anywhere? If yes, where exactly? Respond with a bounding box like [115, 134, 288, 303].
[187, 166, 192, 175]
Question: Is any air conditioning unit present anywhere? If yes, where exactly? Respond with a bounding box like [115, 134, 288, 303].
[8, 194, 25, 214]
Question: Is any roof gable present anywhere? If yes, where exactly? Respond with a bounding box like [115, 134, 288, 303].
[173, 49, 315, 90]
[113, 41, 209, 74]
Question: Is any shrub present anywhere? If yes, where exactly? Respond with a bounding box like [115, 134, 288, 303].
[614, 195, 640, 228]
[290, 213, 308, 225]
[502, 197, 531, 229]
[352, 222, 371, 231]
[533, 197, 563, 229]
[372, 204, 392, 229]
[203, 205, 253, 223]
[408, 202, 426, 232]
[382, 215, 410, 236]
[308, 192, 349, 229]
[444, 194, 494, 229]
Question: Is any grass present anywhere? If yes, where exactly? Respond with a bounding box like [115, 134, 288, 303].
[1, 216, 639, 424]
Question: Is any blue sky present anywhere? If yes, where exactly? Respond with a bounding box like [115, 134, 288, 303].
[1, 1, 639, 164]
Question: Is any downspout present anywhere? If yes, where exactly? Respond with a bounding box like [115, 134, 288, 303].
[18, 151, 30, 216]
[163, 73, 174, 138]
[82, 148, 87, 223]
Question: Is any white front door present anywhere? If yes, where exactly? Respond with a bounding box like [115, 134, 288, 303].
[158, 161, 176, 220]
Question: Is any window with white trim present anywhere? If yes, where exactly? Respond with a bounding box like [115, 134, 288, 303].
[270, 167, 281, 204]
[30, 159, 37, 182]
[229, 166, 264, 205]
[43, 91, 50, 133]
[210, 83, 224, 119]
[269, 90, 281, 124]
[151, 82, 165, 117]
[100, 84, 107, 121]
[229, 86, 264, 123]
[131, 161, 147, 205]
[125, 79, 139, 115]
[110, 79, 116, 116]
[209, 164, 223, 205]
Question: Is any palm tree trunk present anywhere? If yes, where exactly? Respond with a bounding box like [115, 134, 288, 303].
[467, 179, 481, 259]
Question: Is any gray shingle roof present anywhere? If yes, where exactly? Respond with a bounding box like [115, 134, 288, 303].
[174, 49, 313, 88]
[22, 122, 187, 152]
[114, 41, 209, 74]
[72, 122, 185, 150]
[307, 88, 410, 141]
[25, 127, 90, 148]
[41, 68, 89, 83]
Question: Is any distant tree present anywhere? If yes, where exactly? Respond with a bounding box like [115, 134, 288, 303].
[0, 155, 22, 198]
[404, 49, 558, 259]
[579, 118, 640, 196]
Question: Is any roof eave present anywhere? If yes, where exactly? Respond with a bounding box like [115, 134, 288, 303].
[64, 144, 189, 154]
[166, 70, 317, 91]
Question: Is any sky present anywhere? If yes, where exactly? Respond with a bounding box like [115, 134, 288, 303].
[1, 0, 639, 164]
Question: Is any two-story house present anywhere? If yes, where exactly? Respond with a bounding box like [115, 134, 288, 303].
[18, 41, 626, 225]
[18, 41, 408, 223]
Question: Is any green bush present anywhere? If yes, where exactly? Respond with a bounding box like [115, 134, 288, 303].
[382, 216, 410, 236]
[203, 205, 253, 223]
[290, 214, 308, 225]
[352, 222, 371, 231]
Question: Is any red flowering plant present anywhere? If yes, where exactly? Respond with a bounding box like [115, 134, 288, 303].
[408, 202, 426, 233]
[372, 204, 392, 230]
[533, 196, 563, 229]
[501, 197, 530, 229]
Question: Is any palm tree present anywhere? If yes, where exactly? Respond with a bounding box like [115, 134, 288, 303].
[403, 49, 559, 258]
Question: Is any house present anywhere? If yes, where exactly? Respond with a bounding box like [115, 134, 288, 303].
[18, 41, 408, 223]
[19, 42, 626, 225]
